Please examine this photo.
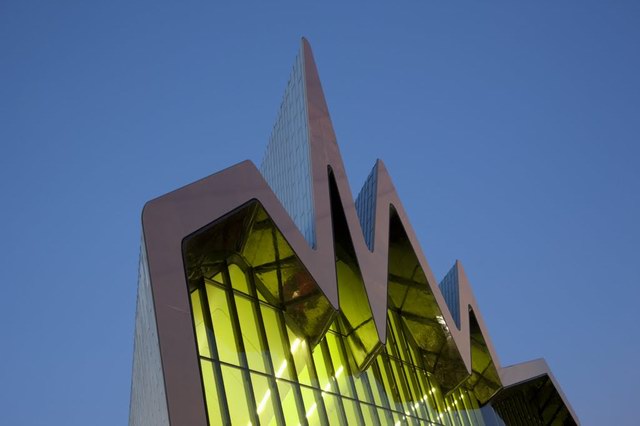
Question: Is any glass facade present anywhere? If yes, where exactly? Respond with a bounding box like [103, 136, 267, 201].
[184, 202, 489, 426]
[187, 263, 488, 426]
[175, 190, 575, 426]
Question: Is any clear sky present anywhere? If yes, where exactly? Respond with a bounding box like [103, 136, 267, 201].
[1, 1, 638, 425]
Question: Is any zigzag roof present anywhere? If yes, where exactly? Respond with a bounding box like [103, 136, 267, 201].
[140, 38, 579, 425]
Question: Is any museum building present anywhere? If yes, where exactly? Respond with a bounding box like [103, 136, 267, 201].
[129, 39, 579, 426]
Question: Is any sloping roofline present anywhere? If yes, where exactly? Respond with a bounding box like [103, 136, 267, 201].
[139, 38, 579, 425]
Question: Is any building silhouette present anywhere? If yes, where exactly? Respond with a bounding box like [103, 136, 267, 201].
[129, 39, 578, 426]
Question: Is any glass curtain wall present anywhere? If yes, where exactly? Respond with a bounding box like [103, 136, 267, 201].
[187, 257, 487, 426]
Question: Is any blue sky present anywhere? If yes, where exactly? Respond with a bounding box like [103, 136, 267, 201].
[1, 1, 638, 425]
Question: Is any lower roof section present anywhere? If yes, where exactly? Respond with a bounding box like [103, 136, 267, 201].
[496, 359, 578, 425]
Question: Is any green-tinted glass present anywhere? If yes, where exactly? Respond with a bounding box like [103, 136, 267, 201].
[341, 397, 363, 425]
[377, 407, 394, 424]
[364, 367, 386, 408]
[336, 259, 380, 369]
[328, 173, 381, 373]
[184, 203, 501, 426]
[320, 391, 344, 424]
[376, 357, 400, 411]
[403, 364, 427, 419]
[353, 372, 375, 406]
[241, 204, 335, 345]
[385, 316, 401, 360]
[313, 340, 337, 393]
[276, 379, 303, 425]
[250, 372, 276, 426]
[325, 332, 355, 399]
[190, 289, 211, 358]
[389, 358, 413, 414]
[220, 364, 252, 425]
[261, 305, 294, 381]
[389, 311, 413, 365]
[235, 294, 267, 373]
[359, 401, 378, 425]
[206, 283, 239, 365]
[285, 326, 313, 387]
[199, 359, 223, 425]
[254, 269, 280, 304]
[416, 371, 438, 420]
[211, 272, 224, 285]
[229, 263, 250, 294]
[300, 385, 321, 426]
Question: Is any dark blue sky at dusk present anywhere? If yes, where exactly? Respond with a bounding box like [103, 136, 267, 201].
[1, 2, 639, 425]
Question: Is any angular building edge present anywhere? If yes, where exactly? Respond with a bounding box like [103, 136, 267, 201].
[129, 238, 170, 426]
[129, 39, 580, 425]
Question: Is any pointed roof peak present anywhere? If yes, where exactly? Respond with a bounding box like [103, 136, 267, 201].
[301, 36, 312, 51]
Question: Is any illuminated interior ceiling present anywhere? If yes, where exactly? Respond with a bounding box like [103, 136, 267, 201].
[132, 39, 579, 425]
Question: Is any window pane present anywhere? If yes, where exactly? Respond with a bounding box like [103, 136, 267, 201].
[221, 364, 251, 425]
[312, 344, 331, 392]
[341, 397, 362, 425]
[326, 333, 355, 399]
[261, 305, 294, 381]
[200, 359, 222, 425]
[376, 358, 399, 410]
[365, 367, 387, 408]
[229, 263, 250, 294]
[300, 386, 322, 426]
[320, 391, 344, 424]
[207, 284, 239, 365]
[190, 289, 211, 358]
[235, 294, 267, 373]
[286, 326, 313, 387]
[359, 402, 377, 425]
[251, 372, 277, 426]
[377, 407, 394, 424]
[354, 373, 375, 405]
[276, 379, 302, 425]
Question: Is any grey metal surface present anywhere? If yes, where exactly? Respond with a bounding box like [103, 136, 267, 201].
[129, 241, 170, 426]
[439, 263, 461, 329]
[260, 50, 316, 248]
[354, 163, 378, 251]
